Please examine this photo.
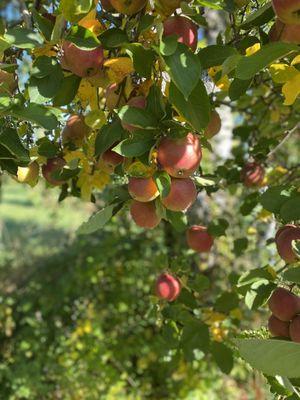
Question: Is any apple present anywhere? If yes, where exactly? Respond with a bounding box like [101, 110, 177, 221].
[269, 18, 300, 43]
[130, 200, 161, 229]
[161, 178, 197, 212]
[100, 0, 115, 11]
[268, 315, 290, 338]
[155, 273, 181, 301]
[275, 225, 300, 263]
[272, 0, 300, 25]
[268, 287, 300, 322]
[101, 147, 124, 172]
[204, 110, 222, 139]
[128, 177, 159, 202]
[17, 161, 39, 185]
[290, 315, 300, 343]
[241, 162, 265, 187]
[109, 0, 147, 15]
[62, 114, 90, 145]
[186, 225, 214, 253]
[154, 0, 181, 17]
[42, 157, 67, 186]
[0, 70, 17, 94]
[163, 16, 198, 52]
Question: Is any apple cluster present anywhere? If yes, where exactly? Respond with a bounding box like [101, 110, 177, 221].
[270, 0, 300, 44]
[268, 287, 300, 343]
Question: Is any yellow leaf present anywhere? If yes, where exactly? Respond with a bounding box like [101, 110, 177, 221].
[77, 78, 99, 109]
[270, 108, 281, 123]
[291, 55, 300, 66]
[104, 57, 134, 84]
[269, 63, 298, 84]
[78, 10, 103, 35]
[245, 43, 261, 56]
[85, 109, 106, 129]
[282, 72, 300, 105]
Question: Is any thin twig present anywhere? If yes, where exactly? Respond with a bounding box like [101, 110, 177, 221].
[268, 123, 300, 159]
[19, 0, 32, 29]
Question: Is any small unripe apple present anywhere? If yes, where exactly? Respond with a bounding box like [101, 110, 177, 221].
[272, 0, 300, 25]
[100, 0, 115, 11]
[268, 287, 300, 322]
[186, 225, 214, 253]
[268, 314, 290, 338]
[163, 16, 198, 52]
[17, 161, 39, 185]
[61, 41, 104, 78]
[241, 162, 265, 187]
[0, 70, 17, 94]
[128, 177, 159, 202]
[275, 225, 300, 263]
[130, 200, 161, 229]
[204, 110, 221, 139]
[121, 96, 147, 132]
[290, 315, 300, 343]
[161, 178, 197, 212]
[157, 133, 202, 178]
[62, 114, 90, 145]
[269, 19, 300, 43]
[42, 157, 67, 186]
[109, 0, 147, 15]
[155, 272, 181, 301]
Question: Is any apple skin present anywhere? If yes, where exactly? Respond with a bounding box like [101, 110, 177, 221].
[155, 273, 181, 301]
[272, 0, 300, 25]
[275, 225, 300, 263]
[130, 200, 161, 229]
[163, 16, 198, 52]
[0, 70, 17, 94]
[100, 0, 115, 11]
[42, 157, 67, 186]
[61, 41, 104, 78]
[109, 0, 147, 15]
[268, 287, 300, 322]
[128, 177, 159, 202]
[157, 133, 202, 178]
[290, 315, 300, 343]
[204, 110, 222, 139]
[241, 162, 265, 187]
[154, 0, 181, 17]
[268, 314, 290, 338]
[161, 178, 197, 212]
[17, 161, 39, 185]
[269, 19, 300, 43]
[186, 225, 214, 253]
[62, 115, 90, 145]
[101, 147, 124, 172]
[121, 96, 147, 132]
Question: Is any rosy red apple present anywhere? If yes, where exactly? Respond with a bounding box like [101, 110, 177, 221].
[269, 19, 300, 43]
[272, 0, 300, 25]
[130, 200, 161, 229]
[163, 16, 198, 52]
[290, 315, 300, 343]
[275, 225, 300, 263]
[155, 273, 181, 301]
[241, 162, 265, 187]
[268, 314, 290, 337]
[161, 178, 197, 212]
[268, 287, 300, 322]
[186, 225, 214, 253]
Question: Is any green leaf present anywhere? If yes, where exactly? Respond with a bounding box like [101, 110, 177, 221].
[169, 80, 211, 132]
[181, 321, 210, 358]
[189, 274, 210, 294]
[260, 186, 294, 214]
[95, 120, 125, 156]
[236, 43, 299, 80]
[194, 175, 220, 187]
[164, 43, 201, 100]
[99, 28, 129, 48]
[283, 267, 300, 284]
[53, 74, 81, 106]
[146, 85, 166, 121]
[37, 137, 59, 158]
[154, 171, 171, 198]
[211, 342, 234, 374]
[77, 204, 115, 235]
[137, 15, 155, 35]
[233, 238, 248, 256]
[280, 196, 300, 222]
[125, 43, 156, 79]
[118, 106, 158, 130]
[238, 266, 276, 287]
[229, 78, 252, 101]
[159, 35, 178, 56]
[113, 131, 156, 157]
[61, 0, 92, 22]
[234, 339, 300, 378]
[32, 9, 54, 41]
[198, 45, 238, 69]
[11, 104, 60, 130]
[166, 210, 188, 232]
[66, 25, 100, 49]
[0, 128, 29, 162]
[215, 292, 239, 313]
[207, 218, 229, 237]
[239, 2, 274, 30]
[244, 281, 275, 310]
[4, 27, 43, 49]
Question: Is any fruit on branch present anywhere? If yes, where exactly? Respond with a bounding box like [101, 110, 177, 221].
[161, 178, 197, 211]
[241, 161, 265, 187]
[186, 225, 214, 253]
[157, 133, 202, 178]
[154, 0, 181, 17]
[163, 16, 198, 52]
[290, 315, 300, 343]
[109, 0, 147, 15]
[155, 273, 181, 301]
[130, 200, 161, 229]
[268, 314, 290, 337]
[62, 114, 90, 145]
[106, 83, 126, 111]
[42, 157, 67, 186]
[204, 110, 222, 139]
[100, 0, 115, 11]
[0, 70, 17, 94]
[268, 287, 300, 322]
[128, 177, 159, 202]
[275, 225, 300, 263]
[121, 96, 147, 132]
[101, 147, 124, 172]
[17, 161, 39, 185]
[61, 41, 104, 78]
[272, 0, 300, 25]
[269, 19, 300, 43]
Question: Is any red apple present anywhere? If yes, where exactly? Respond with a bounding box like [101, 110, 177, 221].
[241, 162, 265, 187]
[186, 225, 214, 253]
[269, 19, 300, 43]
[163, 16, 198, 52]
[268, 287, 300, 322]
[102, 147, 124, 171]
[268, 315, 290, 338]
[161, 178, 197, 212]
[42, 157, 67, 186]
[155, 273, 181, 301]
[128, 177, 159, 202]
[130, 200, 161, 229]
[157, 133, 202, 178]
[272, 0, 300, 25]
[204, 110, 222, 139]
[62, 114, 90, 145]
[290, 315, 300, 343]
[275, 225, 300, 263]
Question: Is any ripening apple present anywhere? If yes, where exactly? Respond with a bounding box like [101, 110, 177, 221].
[163, 16, 198, 52]
[0, 70, 17, 94]
[109, 0, 147, 15]
[157, 133, 202, 178]
[155, 273, 181, 301]
[186, 225, 214, 253]
[100, 0, 115, 11]
[275, 225, 300, 263]
[241, 161, 265, 187]
[17, 161, 39, 185]
[42, 157, 67, 186]
[290, 315, 300, 343]
[269, 19, 300, 43]
[130, 200, 161, 229]
[268, 287, 300, 322]
[268, 314, 290, 338]
[161, 178, 197, 212]
[128, 177, 159, 202]
[204, 110, 222, 139]
[61, 41, 104, 78]
[272, 0, 300, 25]
[154, 0, 181, 17]
[101, 147, 124, 173]
[121, 96, 147, 132]
[62, 114, 90, 145]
